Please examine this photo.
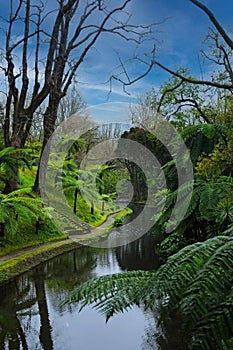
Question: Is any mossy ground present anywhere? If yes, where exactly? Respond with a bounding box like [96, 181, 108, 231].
[0, 240, 80, 285]
[0, 166, 133, 284]
[0, 217, 67, 257]
[0, 207, 133, 285]
[1, 167, 119, 256]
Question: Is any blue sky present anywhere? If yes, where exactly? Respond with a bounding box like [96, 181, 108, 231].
[75, 0, 233, 121]
[0, 0, 233, 122]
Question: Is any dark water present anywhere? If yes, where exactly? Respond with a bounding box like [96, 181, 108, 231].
[0, 206, 185, 350]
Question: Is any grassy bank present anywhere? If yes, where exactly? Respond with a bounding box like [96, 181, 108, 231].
[0, 240, 80, 285]
[113, 207, 133, 226]
[0, 207, 133, 285]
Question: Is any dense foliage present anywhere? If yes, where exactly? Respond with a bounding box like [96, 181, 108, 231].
[64, 83, 233, 350]
[0, 1, 233, 348]
[65, 235, 233, 349]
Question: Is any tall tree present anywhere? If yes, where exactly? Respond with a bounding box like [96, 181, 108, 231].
[0, 0, 157, 193]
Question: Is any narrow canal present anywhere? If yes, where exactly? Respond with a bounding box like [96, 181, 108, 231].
[0, 206, 183, 349]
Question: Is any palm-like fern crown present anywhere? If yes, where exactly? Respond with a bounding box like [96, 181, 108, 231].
[181, 124, 227, 163]
[157, 176, 233, 241]
[0, 189, 46, 236]
[64, 235, 233, 349]
[61, 121, 233, 350]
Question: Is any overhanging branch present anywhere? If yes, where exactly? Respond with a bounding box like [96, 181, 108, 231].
[189, 0, 233, 50]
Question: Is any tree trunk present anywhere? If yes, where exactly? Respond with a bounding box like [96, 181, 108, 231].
[3, 167, 19, 194]
[35, 220, 40, 235]
[3, 144, 20, 194]
[73, 251, 77, 272]
[91, 200, 94, 215]
[34, 268, 54, 350]
[33, 99, 59, 194]
[0, 223, 4, 238]
[73, 188, 78, 214]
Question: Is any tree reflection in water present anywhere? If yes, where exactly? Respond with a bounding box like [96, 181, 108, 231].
[0, 248, 97, 349]
[0, 213, 185, 349]
[0, 277, 36, 349]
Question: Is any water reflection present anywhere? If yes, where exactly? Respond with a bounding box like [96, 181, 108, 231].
[0, 206, 184, 349]
[113, 205, 161, 271]
[0, 243, 162, 350]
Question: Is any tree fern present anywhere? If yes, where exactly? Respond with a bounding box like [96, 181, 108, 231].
[64, 236, 233, 349]
[157, 176, 233, 246]
[180, 240, 233, 330]
[180, 124, 226, 163]
[0, 192, 47, 237]
[199, 184, 219, 220]
[0, 147, 34, 180]
[65, 270, 153, 321]
[151, 237, 230, 310]
[223, 223, 233, 236]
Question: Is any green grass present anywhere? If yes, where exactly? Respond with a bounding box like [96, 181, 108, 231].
[0, 218, 67, 257]
[0, 167, 130, 258]
[19, 166, 37, 188]
[64, 188, 118, 226]
[0, 240, 80, 284]
[5, 167, 119, 228]
[113, 207, 133, 226]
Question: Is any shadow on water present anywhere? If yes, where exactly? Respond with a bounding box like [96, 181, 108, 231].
[0, 205, 187, 350]
[114, 204, 162, 271]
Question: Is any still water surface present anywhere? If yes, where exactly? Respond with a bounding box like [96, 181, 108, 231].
[0, 207, 182, 350]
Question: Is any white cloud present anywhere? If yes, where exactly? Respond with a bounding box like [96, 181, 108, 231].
[87, 102, 133, 123]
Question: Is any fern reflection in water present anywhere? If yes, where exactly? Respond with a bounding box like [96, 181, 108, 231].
[65, 235, 233, 350]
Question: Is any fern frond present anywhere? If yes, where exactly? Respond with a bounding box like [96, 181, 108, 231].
[4, 216, 18, 236]
[0, 146, 19, 159]
[180, 239, 233, 329]
[192, 288, 233, 350]
[151, 237, 230, 311]
[64, 270, 153, 320]
[202, 124, 216, 139]
[216, 176, 233, 185]
[199, 184, 219, 220]
[223, 224, 233, 236]
[0, 204, 8, 222]
[6, 188, 36, 198]
[183, 189, 199, 220]
[181, 124, 226, 163]
[65, 236, 233, 349]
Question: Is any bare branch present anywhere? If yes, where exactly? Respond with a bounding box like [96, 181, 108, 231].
[18, 0, 30, 113]
[189, 0, 233, 50]
[109, 60, 154, 95]
[32, 4, 42, 101]
[106, 48, 156, 96]
[220, 45, 233, 84]
[157, 80, 183, 113]
[153, 60, 233, 90]
[174, 97, 211, 123]
[63, 0, 138, 94]
[1, 0, 159, 191]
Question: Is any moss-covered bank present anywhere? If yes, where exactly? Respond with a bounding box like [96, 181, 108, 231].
[0, 240, 80, 285]
[0, 207, 133, 285]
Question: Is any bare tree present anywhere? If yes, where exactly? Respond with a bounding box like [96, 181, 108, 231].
[153, 0, 233, 97]
[0, 0, 157, 193]
[113, 0, 233, 101]
[112, 0, 233, 133]
[130, 71, 220, 128]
